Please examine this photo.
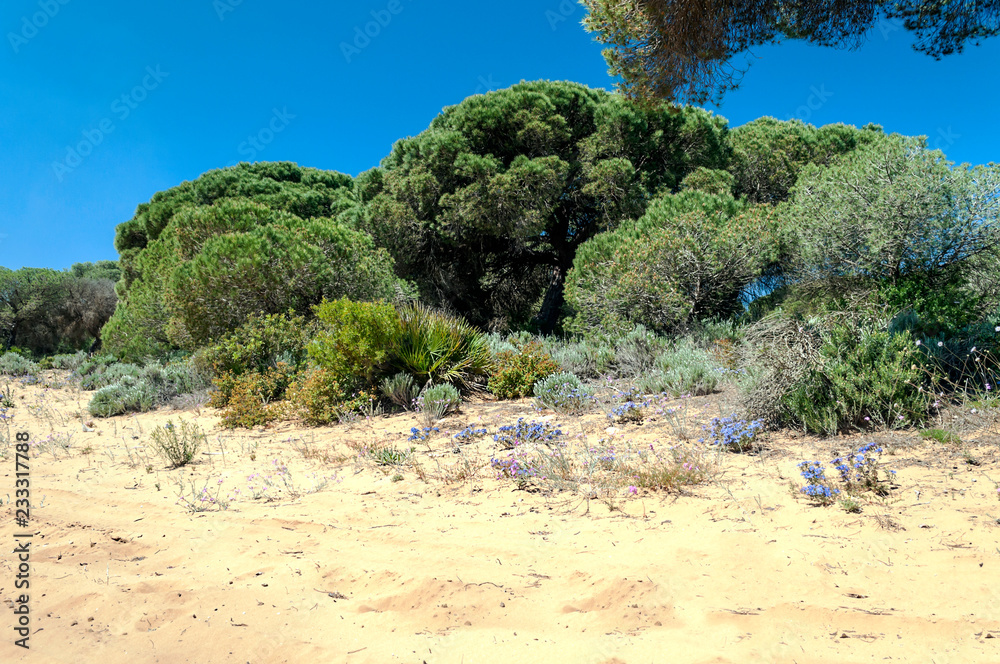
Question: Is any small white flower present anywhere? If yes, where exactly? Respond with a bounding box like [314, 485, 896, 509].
[915, 340, 922, 346]
[937, 341, 944, 347]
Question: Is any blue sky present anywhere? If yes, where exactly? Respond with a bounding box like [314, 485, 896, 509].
[2, 0, 999, 270]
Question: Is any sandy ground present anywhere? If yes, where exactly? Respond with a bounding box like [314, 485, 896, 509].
[2, 371, 1000, 664]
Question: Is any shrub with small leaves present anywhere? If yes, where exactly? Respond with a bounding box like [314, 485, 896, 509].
[488, 341, 560, 399]
[0, 352, 39, 377]
[151, 420, 205, 468]
[285, 367, 356, 426]
[416, 383, 461, 427]
[88, 380, 156, 417]
[212, 364, 295, 428]
[700, 414, 764, 452]
[50, 350, 88, 371]
[380, 372, 419, 410]
[533, 372, 594, 415]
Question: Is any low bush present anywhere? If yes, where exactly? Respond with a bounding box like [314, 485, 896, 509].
[544, 338, 615, 380]
[488, 341, 561, 399]
[203, 310, 312, 378]
[211, 364, 295, 428]
[151, 420, 205, 467]
[88, 381, 156, 417]
[50, 351, 88, 371]
[380, 372, 419, 410]
[389, 303, 492, 390]
[309, 299, 398, 387]
[286, 367, 374, 426]
[80, 362, 142, 390]
[533, 372, 594, 415]
[416, 383, 461, 427]
[0, 352, 38, 376]
[635, 341, 719, 397]
[781, 324, 932, 435]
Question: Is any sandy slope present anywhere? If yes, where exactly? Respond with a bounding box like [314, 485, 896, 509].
[2, 372, 1000, 664]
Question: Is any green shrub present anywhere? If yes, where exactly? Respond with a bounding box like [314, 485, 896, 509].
[380, 372, 419, 410]
[636, 341, 719, 397]
[389, 303, 492, 390]
[564, 190, 778, 335]
[76, 354, 116, 379]
[417, 383, 461, 427]
[309, 298, 398, 386]
[151, 420, 205, 467]
[533, 372, 594, 415]
[613, 325, 670, 377]
[0, 352, 38, 376]
[88, 381, 156, 417]
[203, 311, 312, 378]
[286, 367, 375, 426]
[545, 338, 615, 379]
[919, 428, 961, 444]
[488, 341, 561, 399]
[210, 364, 295, 428]
[50, 351, 87, 371]
[781, 324, 933, 435]
[141, 359, 212, 401]
[81, 362, 142, 390]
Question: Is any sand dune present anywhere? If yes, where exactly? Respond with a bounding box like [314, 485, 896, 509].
[2, 373, 999, 663]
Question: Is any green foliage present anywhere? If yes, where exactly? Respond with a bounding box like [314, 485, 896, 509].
[680, 167, 734, 197]
[379, 372, 419, 410]
[364, 81, 728, 331]
[635, 341, 719, 397]
[565, 190, 780, 335]
[286, 367, 372, 426]
[781, 324, 932, 436]
[417, 383, 462, 426]
[0, 263, 117, 356]
[0, 351, 38, 376]
[210, 365, 295, 429]
[582, 1, 993, 104]
[388, 303, 491, 390]
[784, 134, 1000, 300]
[919, 428, 961, 445]
[164, 211, 406, 347]
[488, 341, 561, 399]
[88, 381, 156, 417]
[80, 362, 142, 390]
[309, 299, 399, 387]
[50, 351, 88, 371]
[728, 118, 882, 204]
[106, 163, 410, 356]
[533, 372, 593, 415]
[204, 311, 312, 378]
[151, 420, 205, 468]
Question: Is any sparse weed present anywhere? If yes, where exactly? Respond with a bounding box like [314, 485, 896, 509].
[151, 420, 205, 468]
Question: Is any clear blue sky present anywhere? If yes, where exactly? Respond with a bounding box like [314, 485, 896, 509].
[2, 1, 999, 270]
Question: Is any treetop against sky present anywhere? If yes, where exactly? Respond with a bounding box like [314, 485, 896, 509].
[2, 0, 999, 269]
